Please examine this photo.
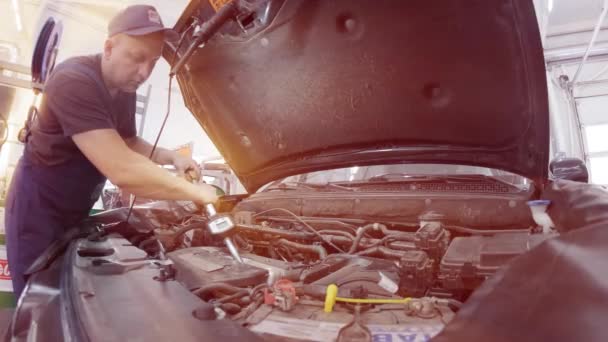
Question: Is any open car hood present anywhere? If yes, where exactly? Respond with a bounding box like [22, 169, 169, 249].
[167, 0, 549, 192]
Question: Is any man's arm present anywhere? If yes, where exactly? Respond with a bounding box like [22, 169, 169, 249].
[126, 136, 173, 164]
[542, 179, 608, 232]
[73, 129, 217, 204]
[126, 136, 200, 179]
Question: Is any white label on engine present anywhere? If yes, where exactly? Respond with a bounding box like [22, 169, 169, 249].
[377, 272, 399, 294]
[250, 315, 443, 341]
[370, 325, 442, 342]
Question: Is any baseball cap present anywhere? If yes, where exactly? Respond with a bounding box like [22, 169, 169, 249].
[108, 5, 179, 42]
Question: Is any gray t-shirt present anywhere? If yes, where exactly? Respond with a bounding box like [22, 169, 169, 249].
[27, 54, 137, 166]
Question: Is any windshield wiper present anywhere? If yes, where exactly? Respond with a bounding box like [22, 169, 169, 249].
[318, 183, 356, 191]
[265, 182, 316, 191]
[367, 173, 496, 183]
[266, 181, 356, 192]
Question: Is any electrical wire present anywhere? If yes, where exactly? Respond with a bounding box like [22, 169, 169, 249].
[124, 75, 174, 224]
[219, 303, 241, 315]
[257, 216, 360, 236]
[251, 283, 268, 298]
[276, 245, 293, 261]
[443, 225, 526, 235]
[335, 297, 411, 305]
[446, 298, 464, 309]
[324, 284, 411, 313]
[252, 208, 346, 253]
[170, 222, 206, 244]
[348, 224, 379, 253]
[231, 297, 264, 321]
[317, 230, 355, 240]
[234, 235, 253, 252]
[216, 289, 250, 304]
[124, 22, 198, 225]
[138, 237, 160, 253]
[194, 283, 247, 298]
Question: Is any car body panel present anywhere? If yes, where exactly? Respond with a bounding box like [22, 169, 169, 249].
[169, 0, 548, 192]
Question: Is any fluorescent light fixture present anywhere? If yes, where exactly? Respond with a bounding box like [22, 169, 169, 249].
[548, 0, 554, 12]
[11, 0, 23, 32]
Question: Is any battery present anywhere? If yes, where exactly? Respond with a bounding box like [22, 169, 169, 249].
[439, 232, 555, 290]
[168, 247, 267, 290]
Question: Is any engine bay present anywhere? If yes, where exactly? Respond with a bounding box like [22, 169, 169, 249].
[86, 191, 556, 341]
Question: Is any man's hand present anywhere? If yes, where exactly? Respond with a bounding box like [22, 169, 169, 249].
[127, 137, 202, 179]
[171, 152, 201, 180]
[122, 136, 218, 204]
[542, 179, 608, 232]
[196, 183, 220, 205]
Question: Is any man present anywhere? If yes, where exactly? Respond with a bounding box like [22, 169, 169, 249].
[5, 5, 218, 298]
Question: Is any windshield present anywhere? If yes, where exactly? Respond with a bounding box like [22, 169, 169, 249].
[265, 164, 531, 190]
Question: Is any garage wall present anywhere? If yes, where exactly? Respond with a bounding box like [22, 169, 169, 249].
[138, 60, 221, 158]
[2, 0, 221, 169]
[46, 0, 221, 158]
[543, 0, 608, 185]
[0, 0, 227, 196]
[545, 70, 586, 160]
[571, 62, 608, 184]
[546, 62, 608, 184]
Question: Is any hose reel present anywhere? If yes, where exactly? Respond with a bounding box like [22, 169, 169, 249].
[18, 17, 63, 143]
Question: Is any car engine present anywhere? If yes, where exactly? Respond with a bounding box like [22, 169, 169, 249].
[108, 194, 555, 341]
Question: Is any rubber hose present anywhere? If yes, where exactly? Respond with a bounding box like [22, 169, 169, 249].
[348, 224, 380, 253]
[447, 299, 464, 309]
[349, 223, 416, 254]
[220, 303, 242, 315]
[194, 283, 247, 298]
[355, 246, 404, 260]
[171, 223, 205, 243]
[139, 238, 159, 251]
[276, 239, 327, 259]
[238, 224, 416, 250]
[317, 230, 355, 240]
[217, 290, 250, 304]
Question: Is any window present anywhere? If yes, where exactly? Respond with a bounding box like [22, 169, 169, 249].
[583, 124, 608, 185]
[589, 157, 608, 185]
[585, 124, 608, 153]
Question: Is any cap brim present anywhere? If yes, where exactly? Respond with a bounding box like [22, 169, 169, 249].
[123, 26, 180, 42]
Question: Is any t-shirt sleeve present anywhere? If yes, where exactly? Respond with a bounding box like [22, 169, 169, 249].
[44, 68, 114, 137]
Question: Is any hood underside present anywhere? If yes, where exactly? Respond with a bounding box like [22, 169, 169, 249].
[168, 0, 549, 192]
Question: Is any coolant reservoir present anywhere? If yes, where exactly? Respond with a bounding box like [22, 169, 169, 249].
[527, 200, 555, 234]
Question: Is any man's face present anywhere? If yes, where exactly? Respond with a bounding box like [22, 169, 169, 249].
[103, 33, 164, 93]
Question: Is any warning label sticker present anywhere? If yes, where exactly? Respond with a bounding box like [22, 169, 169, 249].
[251, 315, 443, 342]
[0, 259, 9, 281]
[0, 245, 13, 292]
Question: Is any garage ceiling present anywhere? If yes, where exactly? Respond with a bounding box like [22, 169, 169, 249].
[548, 0, 606, 36]
[2, 0, 607, 67]
[1, 0, 188, 64]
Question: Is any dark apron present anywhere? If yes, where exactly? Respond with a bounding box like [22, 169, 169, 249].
[5, 146, 105, 297]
